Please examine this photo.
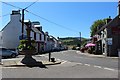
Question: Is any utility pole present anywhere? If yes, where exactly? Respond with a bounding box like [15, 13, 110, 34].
[79, 32, 81, 49]
[22, 9, 25, 39]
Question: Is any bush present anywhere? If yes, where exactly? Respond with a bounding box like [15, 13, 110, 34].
[72, 46, 76, 50]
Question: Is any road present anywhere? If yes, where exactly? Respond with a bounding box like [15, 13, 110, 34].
[50, 50, 118, 70]
[1, 50, 119, 78]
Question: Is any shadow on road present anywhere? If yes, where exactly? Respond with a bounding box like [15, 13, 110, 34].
[21, 55, 47, 68]
[24, 61, 47, 68]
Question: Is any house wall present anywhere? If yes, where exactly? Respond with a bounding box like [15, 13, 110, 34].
[2, 22, 21, 49]
[31, 31, 34, 40]
[101, 28, 108, 56]
[107, 17, 120, 56]
[1, 12, 26, 49]
[0, 31, 3, 46]
[36, 33, 39, 41]
[41, 34, 44, 42]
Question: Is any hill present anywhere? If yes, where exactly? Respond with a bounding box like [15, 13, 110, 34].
[59, 37, 89, 49]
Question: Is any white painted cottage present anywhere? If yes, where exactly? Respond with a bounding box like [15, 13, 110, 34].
[0, 10, 27, 49]
[31, 21, 46, 53]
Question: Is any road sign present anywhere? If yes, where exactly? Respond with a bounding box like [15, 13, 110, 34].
[107, 38, 112, 45]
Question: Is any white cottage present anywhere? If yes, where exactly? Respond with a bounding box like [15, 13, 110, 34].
[31, 22, 47, 53]
[1, 10, 26, 50]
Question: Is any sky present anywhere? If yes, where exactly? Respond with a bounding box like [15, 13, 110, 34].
[0, 2, 118, 38]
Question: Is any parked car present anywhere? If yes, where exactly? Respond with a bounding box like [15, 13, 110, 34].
[51, 47, 60, 52]
[0, 48, 18, 58]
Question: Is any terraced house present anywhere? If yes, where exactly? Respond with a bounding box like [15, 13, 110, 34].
[0, 10, 60, 53]
[94, 2, 120, 57]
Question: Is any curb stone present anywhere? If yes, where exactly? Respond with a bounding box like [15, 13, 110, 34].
[2, 60, 61, 67]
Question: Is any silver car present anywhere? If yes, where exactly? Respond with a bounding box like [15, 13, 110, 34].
[0, 48, 18, 58]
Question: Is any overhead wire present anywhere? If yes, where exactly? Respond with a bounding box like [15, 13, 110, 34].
[26, 10, 78, 32]
[24, 0, 39, 10]
[0, 1, 22, 10]
[1, 1, 79, 33]
[0, 13, 10, 17]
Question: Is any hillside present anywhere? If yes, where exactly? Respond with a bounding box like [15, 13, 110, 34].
[59, 37, 89, 48]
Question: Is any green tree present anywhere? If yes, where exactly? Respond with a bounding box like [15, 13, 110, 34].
[90, 19, 106, 37]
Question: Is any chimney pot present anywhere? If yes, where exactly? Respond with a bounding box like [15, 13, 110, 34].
[106, 16, 112, 24]
[12, 10, 20, 15]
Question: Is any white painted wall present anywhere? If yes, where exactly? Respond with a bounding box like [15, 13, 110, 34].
[36, 33, 39, 41]
[31, 31, 34, 40]
[41, 34, 44, 42]
[1, 13, 26, 49]
[0, 31, 3, 46]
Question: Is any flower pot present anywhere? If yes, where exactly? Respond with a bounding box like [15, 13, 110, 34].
[19, 50, 36, 55]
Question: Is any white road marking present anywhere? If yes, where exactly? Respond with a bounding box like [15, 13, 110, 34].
[84, 64, 90, 66]
[61, 61, 67, 64]
[94, 65, 102, 68]
[77, 63, 83, 65]
[103, 67, 116, 71]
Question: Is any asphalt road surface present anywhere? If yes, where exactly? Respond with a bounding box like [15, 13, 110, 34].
[50, 50, 118, 70]
[1, 50, 119, 78]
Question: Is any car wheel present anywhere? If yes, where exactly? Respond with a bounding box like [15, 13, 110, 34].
[11, 54, 16, 58]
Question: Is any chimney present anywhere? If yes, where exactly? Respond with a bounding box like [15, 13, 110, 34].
[106, 16, 112, 24]
[45, 32, 48, 35]
[40, 26, 42, 31]
[11, 10, 21, 21]
[32, 21, 42, 31]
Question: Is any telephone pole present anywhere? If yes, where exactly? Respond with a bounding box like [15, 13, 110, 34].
[22, 9, 25, 39]
[21, 0, 39, 39]
[79, 32, 81, 49]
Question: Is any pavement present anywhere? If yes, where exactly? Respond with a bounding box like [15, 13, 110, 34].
[76, 51, 119, 59]
[1, 55, 61, 67]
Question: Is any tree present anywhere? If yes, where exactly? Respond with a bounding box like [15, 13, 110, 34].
[90, 19, 106, 37]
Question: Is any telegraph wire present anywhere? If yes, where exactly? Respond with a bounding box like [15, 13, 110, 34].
[26, 10, 78, 32]
[0, 13, 10, 17]
[24, 0, 39, 10]
[1, 1, 79, 33]
[0, 1, 22, 10]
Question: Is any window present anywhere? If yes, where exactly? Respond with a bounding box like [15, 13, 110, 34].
[34, 32, 36, 40]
